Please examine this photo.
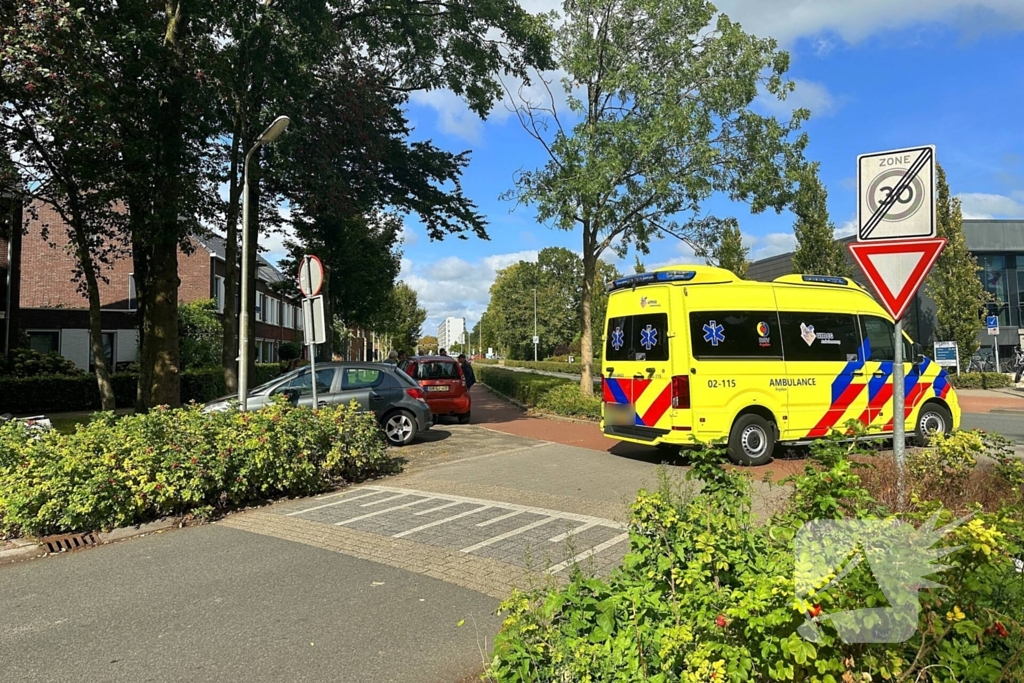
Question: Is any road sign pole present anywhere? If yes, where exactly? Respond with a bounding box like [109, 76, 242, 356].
[893, 317, 906, 510]
[309, 298, 318, 411]
[994, 339, 1000, 374]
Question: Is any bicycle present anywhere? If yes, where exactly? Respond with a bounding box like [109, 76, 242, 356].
[967, 354, 994, 374]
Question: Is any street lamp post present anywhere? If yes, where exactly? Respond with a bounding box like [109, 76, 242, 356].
[533, 287, 538, 362]
[238, 115, 290, 411]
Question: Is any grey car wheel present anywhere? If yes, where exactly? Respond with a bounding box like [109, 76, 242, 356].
[384, 410, 417, 447]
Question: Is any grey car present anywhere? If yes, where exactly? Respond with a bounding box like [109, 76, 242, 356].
[204, 362, 432, 446]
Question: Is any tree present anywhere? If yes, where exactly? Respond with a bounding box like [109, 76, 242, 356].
[417, 335, 438, 354]
[484, 248, 618, 359]
[1, 0, 122, 409]
[925, 164, 988, 359]
[790, 164, 850, 277]
[178, 300, 222, 369]
[633, 257, 646, 274]
[710, 219, 749, 278]
[504, 0, 808, 394]
[375, 282, 426, 353]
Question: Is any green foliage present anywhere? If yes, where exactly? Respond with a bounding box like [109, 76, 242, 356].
[0, 398, 396, 537]
[710, 219, 749, 278]
[489, 431, 1024, 682]
[790, 163, 852, 278]
[477, 366, 600, 420]
[418, 335, 439, 354]
[0, 348, 83, 378]
[535, 384, 602, 420]
[505, 0, 808, 392]
[946, 372, 1013, 389]
[178, 299, 222, 369]
[484, 248, 619, 360]
[926, 165, 989, 356]
[0, 365, 283, 415]
[278, 342, 302, 362]
[373, 282, 426, 353]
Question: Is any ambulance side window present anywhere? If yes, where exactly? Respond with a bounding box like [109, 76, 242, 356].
[861, 316, 896, 361]
[689, 311, 782, 359]
[779, 313, 861, 362]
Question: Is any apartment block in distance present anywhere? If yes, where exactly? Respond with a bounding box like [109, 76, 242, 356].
[437, 316, 466, 352]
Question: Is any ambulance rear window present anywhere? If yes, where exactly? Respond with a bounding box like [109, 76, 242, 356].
[605, 313, 669, 362]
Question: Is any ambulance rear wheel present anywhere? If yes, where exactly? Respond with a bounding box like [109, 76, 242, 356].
[727, 414, 775, 466]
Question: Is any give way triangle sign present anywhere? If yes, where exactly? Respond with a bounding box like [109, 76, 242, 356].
[848, 238, 946, 321]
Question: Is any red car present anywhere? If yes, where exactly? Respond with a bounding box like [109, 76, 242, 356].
[400, 355, 471, 424]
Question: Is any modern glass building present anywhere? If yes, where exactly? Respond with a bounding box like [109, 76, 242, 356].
[745, 219, 1024, 363]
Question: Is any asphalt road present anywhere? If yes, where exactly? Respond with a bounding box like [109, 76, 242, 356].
[961, 412, 1024, 444]
[0, 525, 500, 683]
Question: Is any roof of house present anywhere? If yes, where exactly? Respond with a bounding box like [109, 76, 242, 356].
[192, 232, 288, 285]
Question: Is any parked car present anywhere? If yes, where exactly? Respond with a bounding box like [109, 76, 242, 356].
[203, 362, 431, 446]
[399, 355, 471, 424]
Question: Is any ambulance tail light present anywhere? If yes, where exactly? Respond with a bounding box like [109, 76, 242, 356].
[671, 375, 690, 409]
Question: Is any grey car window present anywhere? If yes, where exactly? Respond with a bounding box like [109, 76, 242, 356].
[343, 368, 383, 390]
[287, 369, 335, 397]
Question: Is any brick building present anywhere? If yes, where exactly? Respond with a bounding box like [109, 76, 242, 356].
[1, 199, 303, 370]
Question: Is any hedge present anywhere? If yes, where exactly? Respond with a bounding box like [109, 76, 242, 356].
[0, 398, 396, 537]
[947, 371, 1014, 390]
[0, 364, 284, 414]
[477, 366, 601, 420]
[479, 359, 597, 375]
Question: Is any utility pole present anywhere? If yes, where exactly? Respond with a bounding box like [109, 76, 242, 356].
[533, 287, 538, 362]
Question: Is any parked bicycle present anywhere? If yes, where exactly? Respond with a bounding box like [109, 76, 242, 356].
[1010, 345, 1024, 382]
[967, 354, 995, 374]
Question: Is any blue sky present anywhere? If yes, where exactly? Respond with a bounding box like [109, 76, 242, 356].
[301, 0, 1024, 336]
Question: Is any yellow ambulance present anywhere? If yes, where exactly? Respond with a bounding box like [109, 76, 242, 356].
[600, 266, 960, 465]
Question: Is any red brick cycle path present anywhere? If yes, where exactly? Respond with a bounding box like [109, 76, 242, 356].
[467, 384, 1024, 482]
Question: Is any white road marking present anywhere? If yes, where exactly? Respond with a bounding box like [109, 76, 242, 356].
[548, 521, 598, 543]
[460, 518, 555, 553]
[476, 510, 523, 527]
[546, 533, 630, 574]
[285, 490, 384, 516]
[334, 498, 433, 526]
[362, 485, 626, 529]
[360, 493, 408, 507]
[412, 500, 463, 516]
[393, 506, 493, 539]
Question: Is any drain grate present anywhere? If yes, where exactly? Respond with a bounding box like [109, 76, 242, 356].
[41, 532, 98, 554]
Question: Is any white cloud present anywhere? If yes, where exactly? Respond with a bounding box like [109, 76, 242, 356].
[399, 223, 420, 247]
[835, 219, 858, 238]
[403, 250, 539, 332]
[757, 79, 839, 119]
[959, 192, 1024, 220]
[745, 232, 798, 261]
[408, 89, 487, 142]
[715, 0, 1024, 44]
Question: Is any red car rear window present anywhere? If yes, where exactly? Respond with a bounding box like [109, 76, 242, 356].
[412, 361, 460, 380]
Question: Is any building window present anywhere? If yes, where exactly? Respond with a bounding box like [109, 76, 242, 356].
[27, 331, 60, 355]
[256, 292, 265, 322]
[128, 274, 137, 311]
[282, 304, 293, 329]
[979, 255, 1011, 326]
[88, 332, 116, 370]
[267, 297, 279, 325]
[215, 276, 225, 313]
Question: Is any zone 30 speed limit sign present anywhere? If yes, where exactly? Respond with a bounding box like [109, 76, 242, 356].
[857, 145, 936, 242]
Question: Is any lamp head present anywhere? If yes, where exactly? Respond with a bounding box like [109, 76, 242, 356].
[259, 116, 290, 144]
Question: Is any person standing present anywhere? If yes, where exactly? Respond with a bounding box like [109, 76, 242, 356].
[384, 350, 399, 364]
[457, 353, 476, 390]
[438, 348, 448, 357]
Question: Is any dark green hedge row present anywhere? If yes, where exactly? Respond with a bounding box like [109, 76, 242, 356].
[947, 372, 1014, 390]
[476, 366, 601, 420]
[0, 364, 284, 414]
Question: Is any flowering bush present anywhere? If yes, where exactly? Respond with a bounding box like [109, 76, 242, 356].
[0, 398, 396, 538]
[488, 435, 1024, 682]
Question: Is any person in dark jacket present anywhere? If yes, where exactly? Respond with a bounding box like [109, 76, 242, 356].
[457, 354, 476, 389]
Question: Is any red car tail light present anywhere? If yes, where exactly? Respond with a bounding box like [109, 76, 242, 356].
[671, 375, 690, 409]
[406, 387, 426, 402]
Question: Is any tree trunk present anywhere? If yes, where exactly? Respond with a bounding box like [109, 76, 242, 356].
[141, 237, 181, 407]
[580, 226, 597, 397]
[70, 216, 117, 411]
[321, 266, 333, 360]
[221, 122, 243, 393]
[131, 221, 152, 411]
